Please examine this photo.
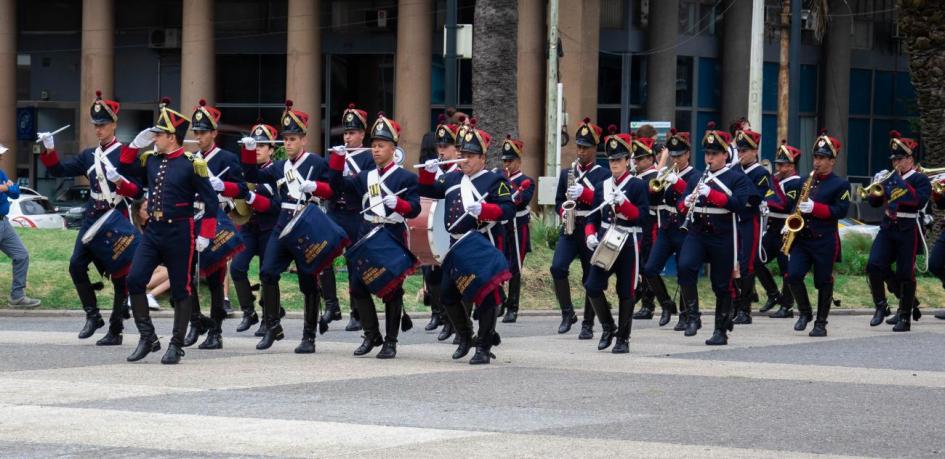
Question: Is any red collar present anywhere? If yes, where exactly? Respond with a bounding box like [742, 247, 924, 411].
[614, 170, 631, 185]
[815, 172, 832, 180]
[377, 161, 396, 174]
[100, 137, 117, 149]
[261, 160, 273, 169]
[506, 169, 521, 177]
[577, 161, 593, 172]
[166, 147, 185, 159]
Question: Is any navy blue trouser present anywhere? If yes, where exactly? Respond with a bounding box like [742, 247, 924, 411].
[786, 234, 840, 289]
[230, 226, 273, 282]
[584, 233, 639, 300]
[867, 223, 920, 283]
[677, 230, 736, 297]
[128, 219, 194, 302]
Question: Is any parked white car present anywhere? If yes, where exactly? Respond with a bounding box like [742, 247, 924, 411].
[8, 187, 66, 229]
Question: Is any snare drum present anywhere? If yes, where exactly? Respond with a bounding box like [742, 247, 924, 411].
[81, 209, 140, 278]
[590, 226, 633, 270]
[278, 204, 349, 275]
[407, 198, 450, 266]
[441, 231, 511, 304]
[346, 226, 418, 298]
[198, 212, 244, 277]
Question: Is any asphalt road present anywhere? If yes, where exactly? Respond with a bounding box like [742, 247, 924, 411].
[1, 312, 944, 458]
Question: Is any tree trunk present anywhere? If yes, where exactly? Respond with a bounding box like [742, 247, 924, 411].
[472, 0, 518, 168]
[776, 0, 790, 143]
[899, 0, 945, 238]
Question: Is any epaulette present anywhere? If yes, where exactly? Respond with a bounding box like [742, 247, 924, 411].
[139, 151, 155, 167]
[185, 153, 210, 178]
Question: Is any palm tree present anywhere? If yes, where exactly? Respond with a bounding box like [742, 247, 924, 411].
[899, 0, 945, 168]
[471, 0, 519, 167]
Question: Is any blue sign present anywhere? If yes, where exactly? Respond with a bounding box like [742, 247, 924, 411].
[16, 108, 35, 141]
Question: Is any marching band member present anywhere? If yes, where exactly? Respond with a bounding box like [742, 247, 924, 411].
[319, 103, 375, 334]
[584, 130, 649, 353]
[230, 124, 282, 337]
[423, 115, 464, 341]
[785, 131, 850, 337]
[499, 135, 535, 323]
[38, 90, 143, 344]
[642, 129, 700, 331]
[757, 141, 803, 319]
[241, 100, 335, 353]
[929, 177, 945, 321]
[119, 97, 219, 364]
[676, 122, 753, 345]
[630, 127, 662, 324]
[732, 129, 772, 325]
[419, 121, 515, 364]
[186, 99, 248, 350]
[866, 131, 929, 332]
[551, 118, 610, 339]
[327, 113, 420, 358]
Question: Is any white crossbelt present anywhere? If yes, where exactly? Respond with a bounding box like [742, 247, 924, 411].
[600, 222, 642, 232]
[89, 191, 123, 205]
[515, 209, 529, 218]
[363, 214, 403, 225]
[769, 212, 789, 219]
[888, 211, 918, 219]
[692, 207, 730, 215]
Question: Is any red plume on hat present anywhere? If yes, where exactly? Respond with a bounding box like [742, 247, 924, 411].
[607, 124, 618, 135]
[160, 96, 171, 107]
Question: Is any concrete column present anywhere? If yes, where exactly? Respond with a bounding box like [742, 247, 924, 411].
[286, 0, 322, 152]
[0, 0, 15, 175]
[517, 0, 544, 182]
[79, 0, 114, 182]
[558, 0, 600, 165]
[720, 0, 753, 127]
[180, 0, 214, 121]
[394, 0, 432, 166]
[646, 0, 679, 122]
[822, 0, 851, 175]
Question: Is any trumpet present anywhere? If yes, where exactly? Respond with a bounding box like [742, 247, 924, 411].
[858, 169, 897, 199]
[649, 166, 678, 193]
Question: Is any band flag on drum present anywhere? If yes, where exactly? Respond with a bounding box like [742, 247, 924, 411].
[441, 231, 512, 304]
[198, 212, 245, 277]
[278, 204, 349, 275]
[345, 226, 419, 299]
[80, 208, 140, 278]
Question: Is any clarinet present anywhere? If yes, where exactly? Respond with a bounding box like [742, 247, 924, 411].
[680, 170, 710, 233]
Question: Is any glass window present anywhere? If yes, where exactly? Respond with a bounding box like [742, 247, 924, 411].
[873, 70, 894, 116]
[676, 56, 694, 107]
[630, 55, 646, 106]
[871, 119, 893, 173]
[458, 59, 473, 105]
[847, 118, 870, 176]
[761, 114, 777, 162]
[431, 55, 445, 105]
[596, 108, 622, 150]
[216, 55, 287, 104]
[895, 72, 917, 117]
[598, 53, 622, 105]
[800, 64, 817, 113]
[675, 110, 692, 135]
[694, 111, 719, 169]
[600, 0, 625, 29]
[697, 57, 720, 109]
[19, 199, 54, 216]
[762, 62, 779, 113]
[849, 69, 872, 116]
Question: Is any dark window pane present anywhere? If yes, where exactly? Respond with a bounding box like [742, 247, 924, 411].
[458, 59, 472, 105]
[895, 71, 917, 117]
[600, 0, 625, 29]
[871, 118, 893, 173]
[598, 53, 623, 104]
[873, 71, 894, 116]
[694, 111, 719, 169]
[432, 55, 445, 104]
[697, 57, 720, 109]
[675, 110, 692, 135]
[849, 69, 872, 116]
[847, 118, 870, 176]
[630, 55, 646, 106]
[762, 62, 779, 113]
[596, 107, 622, 151]
[676, 56, 694, 107]
[761, 114, 777, 162]
[800, 64, 817, 113]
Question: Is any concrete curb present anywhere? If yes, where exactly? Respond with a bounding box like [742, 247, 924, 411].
[1, 308, 942, 319]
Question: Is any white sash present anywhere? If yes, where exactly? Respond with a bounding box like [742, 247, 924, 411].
[574, 162, 600, 190]
[705, 166, 733, 196]
[366, 164, 399, 218]
[88, 141, 122, 204]
[282, 152, 312, 201]
[201, 146, 221, 164]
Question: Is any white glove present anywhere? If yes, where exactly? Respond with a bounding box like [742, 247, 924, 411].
[240, 137, 257, 151]
[665, 171, 679, 185]
[873, 169, 888, 182]
[465, 201, 482, 217]
[609, 190, 626, 205]
[586, 234, 599, 250]
[331, 145, 347, 157]
[423, 158, 439, 174]
[697, 183, 711, 197]
[104, 163, 121, 183]
[798, 199, 814, 214]
[195, 236, 210, 253]
[37, 132, 54, 150]
[300, 180, 317, 194]
[247, 191, 257, 204]
[383, 194, 398, 209]
[780, 225, 789, 236]
[131, 129, 155, 149]
[567, 184, 585, 200]
[209, 176, 224, 192]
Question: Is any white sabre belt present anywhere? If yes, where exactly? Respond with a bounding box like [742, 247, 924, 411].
[87, 142, 122, 205]
[364, 165, 404, 222]
[280, 152, 312, 201]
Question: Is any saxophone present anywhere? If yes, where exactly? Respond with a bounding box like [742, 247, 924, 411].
[561, 162, 577, 235]
[780, 171, 816, 256]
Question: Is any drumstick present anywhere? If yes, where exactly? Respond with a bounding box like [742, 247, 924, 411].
[448, 192, 491, 232]
[211, 166, 230, 180]
[239, 139, 285, 145]
[412, 158, 467, 169]
[183, 139, 199, 144]
[35, 124, 71, 143]
[360, 188, 408, 214]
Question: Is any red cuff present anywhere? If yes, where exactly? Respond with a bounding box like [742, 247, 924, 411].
[120, 145, 139, 165]
[199, 217, 217, 239]
[811, 201, 831, 219]
[249, 194, 271, 213]
[479, 203, 502, 221]
[313, 181, 334, 200]
[419, 168, 436, 185]
[585, 223, 597, 237]
[328, 152, 346, 171]
[393, 197, 412, 216]
[671, 179, 687, 194]
[221, 181, 240, 198]
[578, 186, 595, 205]
[115, 179, 139, 197]
[677, 201, 688, 214]
[616, 200, 639, 220]
[240, 147, 257, 165]
[39, 150, 60, 168]
[706, 189, 728, 207]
